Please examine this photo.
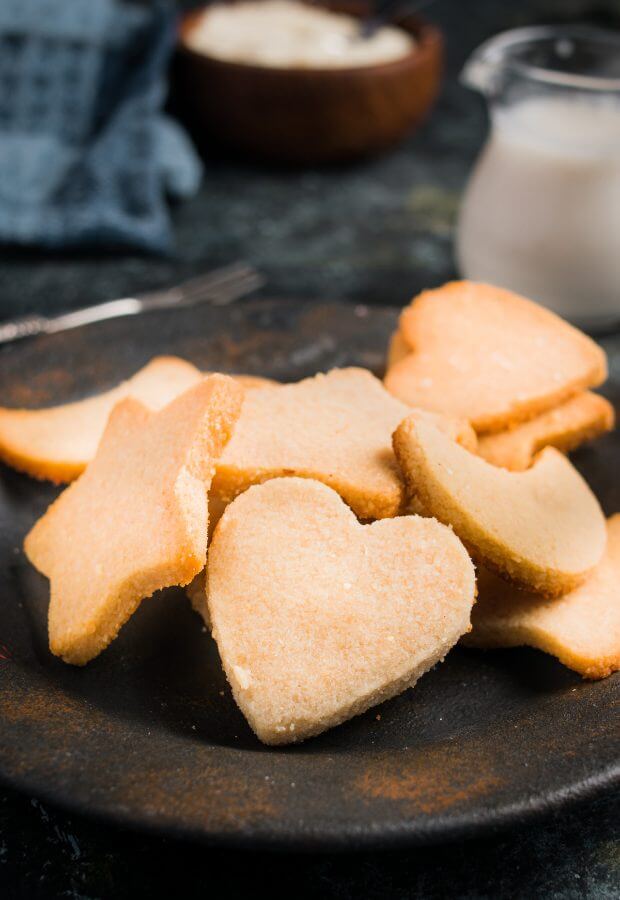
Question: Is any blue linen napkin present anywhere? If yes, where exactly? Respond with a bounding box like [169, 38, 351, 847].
[0, 0, 202, 254]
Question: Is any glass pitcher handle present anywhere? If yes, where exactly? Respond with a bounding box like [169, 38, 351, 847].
[459, 29, 523, 96]
[461, 44, 504, 95]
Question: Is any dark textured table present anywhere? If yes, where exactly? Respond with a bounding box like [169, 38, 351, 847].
[1, 1, 619, 897]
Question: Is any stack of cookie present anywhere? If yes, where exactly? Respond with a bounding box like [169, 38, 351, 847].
[1, 280, 617, 745]
[383, 281, 618, 685]
[384, 281, 614, 469]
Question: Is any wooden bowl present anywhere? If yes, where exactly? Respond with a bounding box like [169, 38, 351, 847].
[175, 2, 444, 164]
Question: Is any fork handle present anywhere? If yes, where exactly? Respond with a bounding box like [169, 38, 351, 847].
[0, 315, 50, 344]
[0, 298, 144, 346]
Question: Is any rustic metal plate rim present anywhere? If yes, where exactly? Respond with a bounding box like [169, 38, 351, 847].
[0, 758, 618, 850]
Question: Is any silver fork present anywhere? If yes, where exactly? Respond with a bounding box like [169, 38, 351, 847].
[0, 262, 264, 345]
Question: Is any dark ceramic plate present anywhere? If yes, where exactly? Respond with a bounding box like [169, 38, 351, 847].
[0, 298, 618, 850]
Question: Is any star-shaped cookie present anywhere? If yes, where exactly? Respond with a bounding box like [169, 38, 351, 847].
[0, 356, 202, 483]
[25, 375, 243, 665]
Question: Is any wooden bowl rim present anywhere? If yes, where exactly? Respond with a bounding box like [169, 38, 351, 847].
[177, 3, 443, 78]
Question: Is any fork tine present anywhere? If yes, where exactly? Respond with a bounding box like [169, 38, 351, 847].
[175, 271, 265, 308]
[142, 262, 264, 310]
[207, 272, 266, 306]
[172, 262, 258, 303]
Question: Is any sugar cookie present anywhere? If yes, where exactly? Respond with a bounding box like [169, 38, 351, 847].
[185, 492, 228, 629]
[393, 416, 606, 596]
[0, 356, 203, 483]
[477, 392, 614, 470]
[385, 281, 607, 433]
[213, 367, 476, 521]
[386, 329, 411, 369]
[466, 515, 620, 679]
[187, 569, 209, 627]
[230, 374, 278, 390]
[24, 376, 243, 665]
[208, 477, 476, 744]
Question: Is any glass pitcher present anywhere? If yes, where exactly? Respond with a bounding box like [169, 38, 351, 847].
[456, 26, 620, 330]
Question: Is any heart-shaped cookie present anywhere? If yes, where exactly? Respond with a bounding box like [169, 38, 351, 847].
[466, 515, 620, 680]
[393, 416, 607, 596]
[207, 477, 475, 745]
[476, 391, 614, 471]
[212, 367, 476, 521]
[384, 282, 607, 433]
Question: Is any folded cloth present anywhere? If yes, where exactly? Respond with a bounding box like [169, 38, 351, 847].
[0, 0, 202, 254]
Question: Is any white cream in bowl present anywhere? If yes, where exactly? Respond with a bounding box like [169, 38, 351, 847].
[186, 0, 415, 69]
